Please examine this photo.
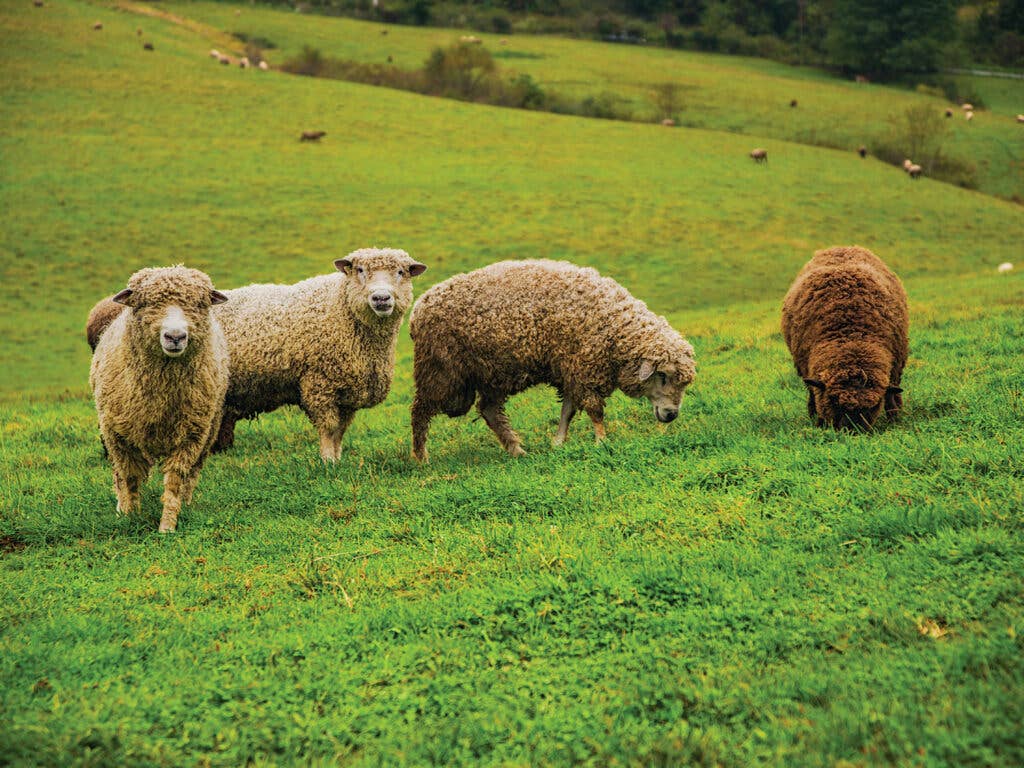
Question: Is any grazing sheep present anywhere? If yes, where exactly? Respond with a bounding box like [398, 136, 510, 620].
[998, 262, 1014, 274]
[790, 99, 798, 108]
[661, 118, 676, 127]
[218, 55, 231, 66]
[857, 145, 867, 158]
[239, 57, 249, 69]
[945, 108, 953, 118]
[965, 110, 974, 121]
[33, 0, 44, 6]
[750, 148, 768, 164]
[460, 35, 482, 44]
[961, 103, 973, 111]
[90, 267, 229, 532]
[300, 130, 326, 142]
[902, 158, 913, 171]
[854, 74, 869, 83]
[781, 246, 908, 431]
[92, 21, 103, 30]
[213, 249, 426, 459]
[907, 164, 922, 179]
[258, 60, 269, 71]
[1017, 115, 1024, 123]
[143, 42, 154, 51]
[409, 260, 696, 461]
[209, 49, 220, 59]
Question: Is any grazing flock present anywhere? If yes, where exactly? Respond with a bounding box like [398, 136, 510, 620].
[86, 246, 913, 532]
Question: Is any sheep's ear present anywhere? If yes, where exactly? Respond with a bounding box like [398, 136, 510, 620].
[886, 385, 903, 394]
[408, 262, 427, 277]
[210, 289, 228, 305]
[638, 360, 657, 382]
[334, 258, 353, 274]
[803, 378, 825, 390]
[112, 289, 134, 307]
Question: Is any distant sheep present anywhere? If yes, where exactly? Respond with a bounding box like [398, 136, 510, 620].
[1017, 115, 1024, 123]
[965, 110, 974, 121]
[998, 262, 1014, 273]
[258, 60, 269, 71]
[907, 163, 922, 179]
[218, 55, 231, 66]
[33, 0, 44, 6]
[854, 75, 869, 83]
[858, 145, 867, 158]
[790, 99, 798, 108]
[92, 21, 102, 30]
[781, 246, 908, 431]
[750, 148, 768, 164]
[143, 42, 154, 51]
[460, 35, 482, 44]
[209, 49, 220, 59]
[90, 267, 229, 532]
[661, 118, 676, 127]
[239, 57, 249, 69]
[961, 103, 973, 111]
[945, 108, 953, 118]
[409, 260, 696, 461]
[300, 130, 326, 142]
[902, 159, 913, 171]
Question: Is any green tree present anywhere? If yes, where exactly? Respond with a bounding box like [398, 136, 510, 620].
[825, 0, 956, 79]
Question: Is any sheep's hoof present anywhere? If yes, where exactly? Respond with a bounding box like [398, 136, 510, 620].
[507, 444, 527, 458]
[158, 522, 177, 534]
[551, 434, 566, 447]
[411, 449, 429, 463]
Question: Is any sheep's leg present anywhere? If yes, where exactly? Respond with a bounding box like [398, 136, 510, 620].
[159, 469, 186, 533]
[885, 389, 903, 421]
[212, 410, 237, 453]
[552, 396, 576, 447]
[300, 378, 344, 462]
[806, 390, 817, 421]
[107, 436, 149, 514]
[333, 409, 357, 454]
[411, 396, 437, 463]
[580, 397, 606, 443]
[478, 396, 525, 457]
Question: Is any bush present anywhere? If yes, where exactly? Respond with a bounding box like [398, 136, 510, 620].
[650, 82, 684, 121]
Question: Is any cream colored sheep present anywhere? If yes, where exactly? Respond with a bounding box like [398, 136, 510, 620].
[750, 148, 768, 164]
[90, 267, 229, 533]
[409, 260, 696, 461]
[907, 164, 922, 179]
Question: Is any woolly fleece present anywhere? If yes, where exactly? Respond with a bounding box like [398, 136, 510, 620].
[90, 266, 229, 532]
[781, 245, 909, 430]
[410, 259, 696, 460]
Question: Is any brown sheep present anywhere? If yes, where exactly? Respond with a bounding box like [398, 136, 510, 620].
[781, 246, 908, 431]
[907, 163, 922, 179]
[750, 148, 768, 164]
[789, 99, 798, 108]
[857, 145, 867, 158]
[300, 130, 326, 142]
[409, 260, 695, 461]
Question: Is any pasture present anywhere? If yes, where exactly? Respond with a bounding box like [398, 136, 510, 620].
[1, 1, 1023, 765]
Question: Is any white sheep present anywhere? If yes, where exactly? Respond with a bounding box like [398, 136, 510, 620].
[239, 57, 250, 69]
[961, 103, 973, 111]
[903, 159, 913, 171]
[90, 267, 229, 533]
[212, 249, 427, 460]
[209, 49, 220, 59]
[258, 60, 269, 71]
[907, 164, 922, 179]
[997, 262, 1014, 273]
[965, 111, 974, 121]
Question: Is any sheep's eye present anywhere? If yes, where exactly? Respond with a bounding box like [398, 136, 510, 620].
[658, 372, 667, 385]
[397, 269, 405, 278]
[356, 267, 364, 274]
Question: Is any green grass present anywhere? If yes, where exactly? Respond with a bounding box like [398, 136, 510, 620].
[164, 0, 1024, 201]
[2, 1, 1024, 765]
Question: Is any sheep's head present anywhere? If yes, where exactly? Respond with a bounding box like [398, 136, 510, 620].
[620, 333, 696, 424]
[113, 266, 227, 359]
[335, 248, 426, 322]
[804, 372, 900, 431]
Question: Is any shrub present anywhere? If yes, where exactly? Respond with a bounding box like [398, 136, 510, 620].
[650, 82, 684, 122]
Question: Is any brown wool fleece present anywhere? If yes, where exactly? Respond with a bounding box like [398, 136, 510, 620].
[781, 246, 909, 429]
[89, 266, 229, 531]
[409, 259, 695, 458]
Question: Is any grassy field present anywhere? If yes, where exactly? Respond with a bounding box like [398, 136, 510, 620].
[163, 0, 1024, 202]
[2, 1, 1024, 765]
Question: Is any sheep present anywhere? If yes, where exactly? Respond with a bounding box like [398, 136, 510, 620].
[218, 55, 232, 66]
[961, 103, 973, 111]
[258, 60, 269, 71]
[213, 249, 426, 460]
[661, 118, 676, 127]
[907, 164, 922, 179]
[902, 158, 913, 171]
[1017, 115, 1024, 123]
[300, 130, 326, 142]
[92, 21, 102, 30]
[86, 296, 128, 351]
[965, 110, 974, 121]
[209, 49, 220, 59]
[750, 148, 768, 164]
[239, 57, 250, 69]
[90, 266, 229, 532]
[143, 42, 154, 51]
[998, 262, 1014, 274]
[33, 0, 44, 6]
[857, 145, 867, 158]
[945, 108, 953, 118]
[781, 246, 908, 431]
[854, 74, 869, 83]
[409, 260, 696, 461]
[460, 35, 482, 44]
[789, 99, 798, 108]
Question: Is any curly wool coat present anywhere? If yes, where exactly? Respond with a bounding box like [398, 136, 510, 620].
[90, 266, 229, 532]
[212, 248, 425, 460]
[781, 245, 909, 430]
[410, 259, 696, 460]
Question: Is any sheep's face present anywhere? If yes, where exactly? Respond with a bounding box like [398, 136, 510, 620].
[805, 378, 898, 431]
[336, 249, 426, 321]
[114, 267, 227, 359]
[636, 358, 695, 424]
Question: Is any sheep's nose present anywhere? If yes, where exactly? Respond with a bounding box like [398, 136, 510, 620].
[163, 330, 187, 345]
[371, 292, 392, 305]
[660, 409, 678, 423]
